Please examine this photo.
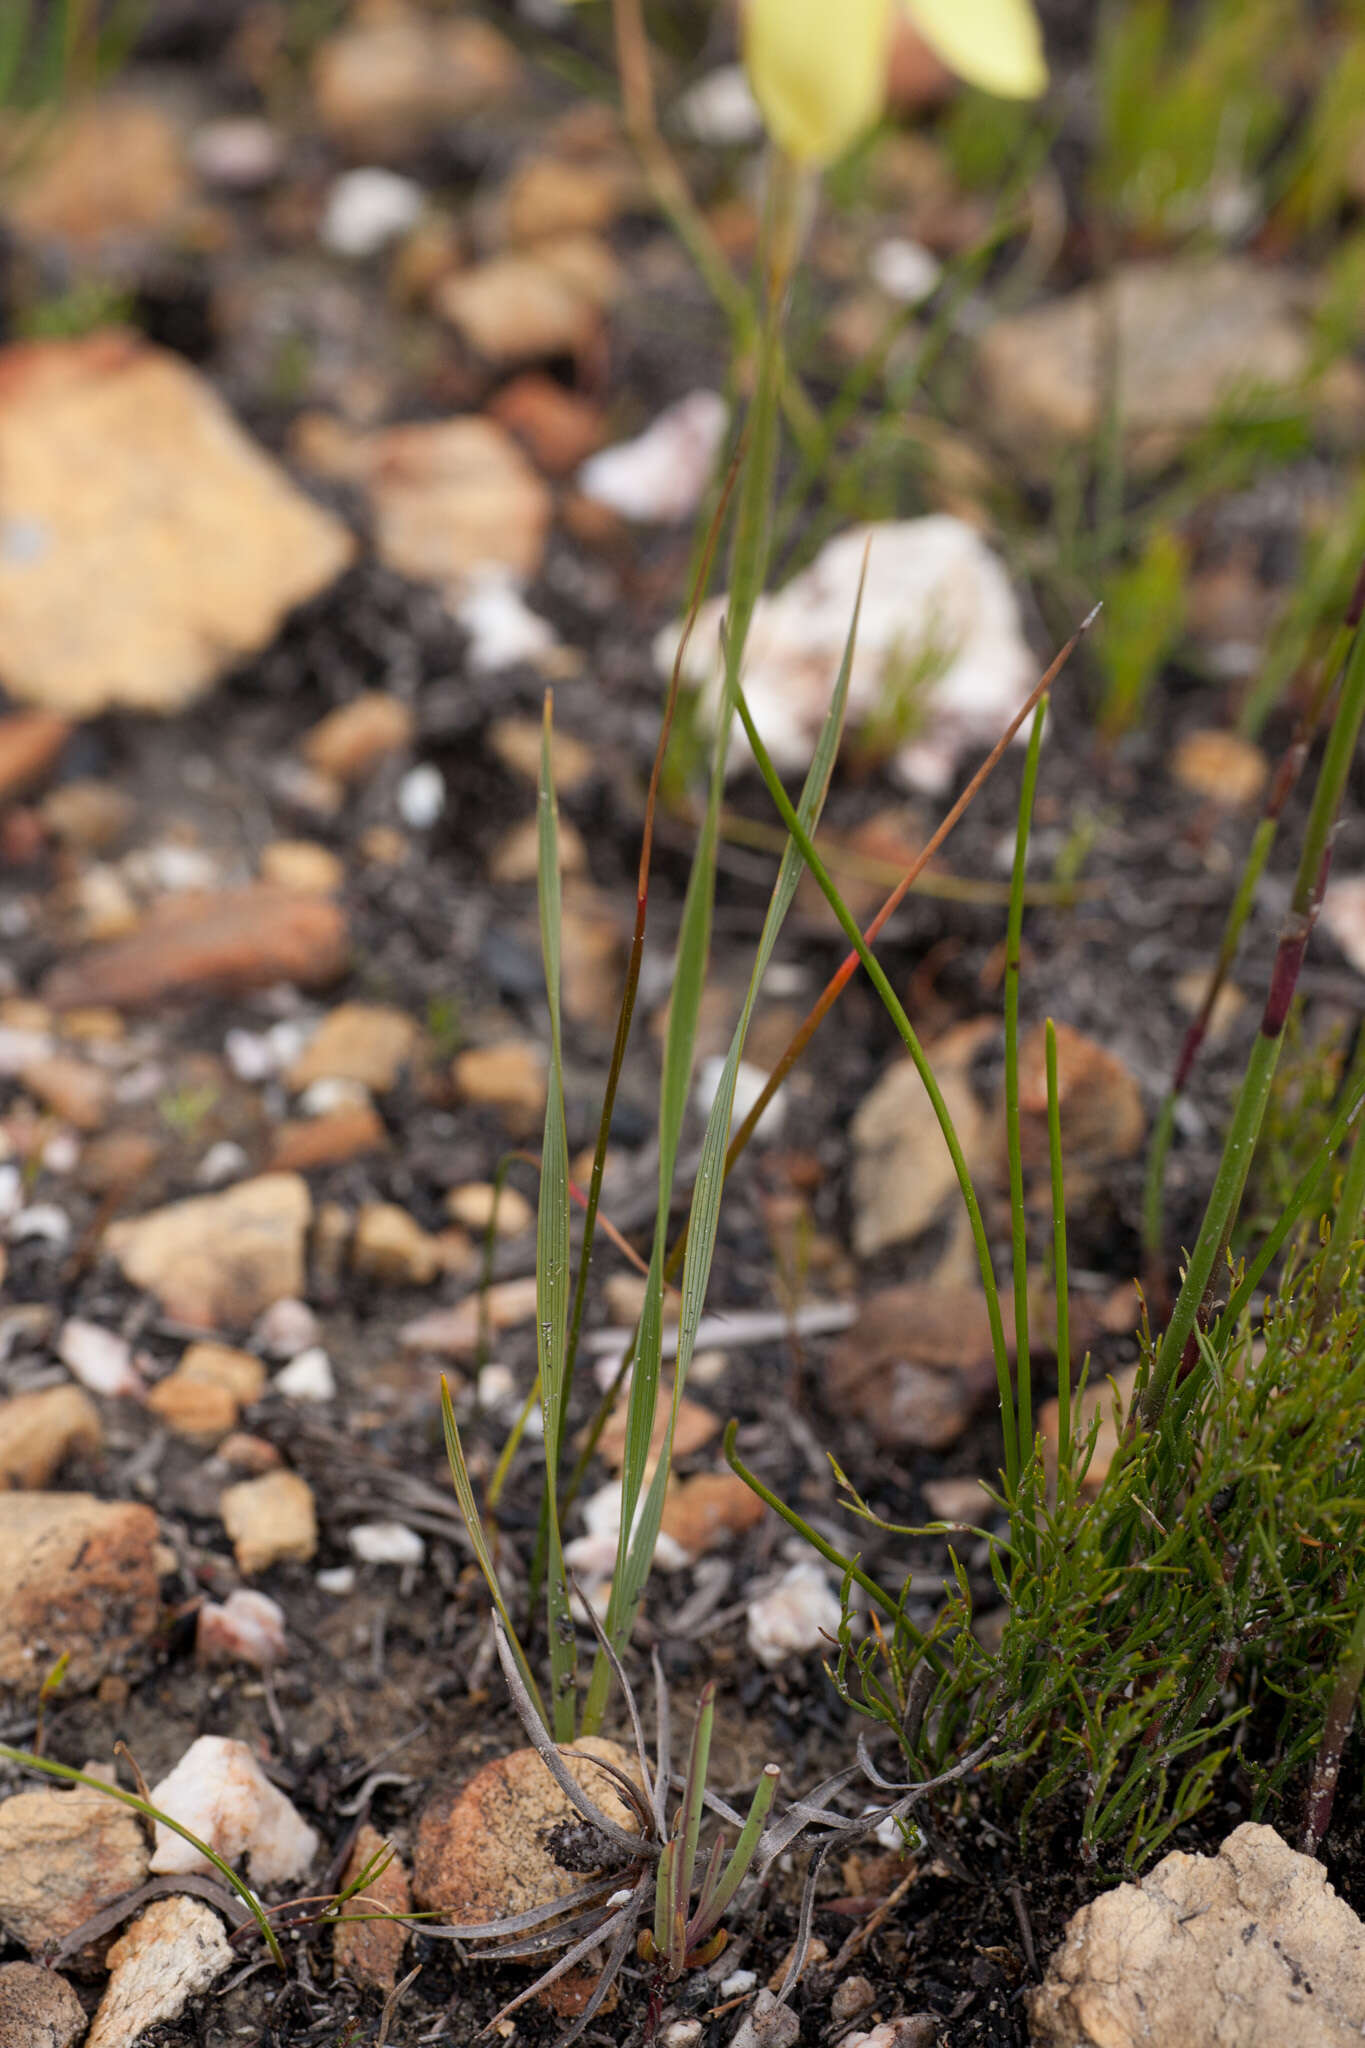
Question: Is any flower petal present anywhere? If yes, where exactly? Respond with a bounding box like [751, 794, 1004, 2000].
[743, 0, 894, 165]
[905, 0, 1048, 99]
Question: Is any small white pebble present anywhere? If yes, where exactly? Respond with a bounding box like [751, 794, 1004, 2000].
[58, 1316, 145, 1398]
[694, 1056, 786, 1145]
[317, 1565, 356, 1596]
[455, 572, 560, 674]
[349, 1521, 425, 1567]
[0, 1163, 21, 1223]
[746, 1561, 842, 1669]
[274, 1347, 336, 1403]
[869, 236, 942, 306]
[578, 391, 728, 525]
[113, 1060, 166, 1105]
[191, 115, 282, 190]
[197, 1139, 250, 1186]
[40, 1130, 80, 1175]
[225, 1028, 276, 1083]
[196, 1588, 287, 1668]
[676, 64, 763, 146]
[398, 763, 446, 830]
[0, 1025, 53, 1075]
[253, 1297, 321, 1361]
[721, 1970, 757, 1998]
[322, 166, 423, 258]
[123, 842, 221, 894]
[9, 1204, 71, 1248]
[605, 1887, 635, 1909]
[296, 1076, 371, 1115]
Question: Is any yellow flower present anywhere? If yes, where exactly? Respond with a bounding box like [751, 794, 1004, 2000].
[744, 0, 1047, 166]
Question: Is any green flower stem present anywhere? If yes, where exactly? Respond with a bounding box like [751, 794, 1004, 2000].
[1144, 610, 1365, 1432]
[1004, 700, 1048, 1469]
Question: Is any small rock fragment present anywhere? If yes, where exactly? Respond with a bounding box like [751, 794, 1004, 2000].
[397, 762, 445, 829]
[196, 1588, 287, 1669]
[747, 1562, 841, 1669]
[0, 336, 352, 719]
[1030, 1822, 1365, 2048]
[1014, 1021, 1145, 1184]
[0, 1768, 149, 1951]
[178, 1341, 267, 1406]
[400, 1274, 539, 1354]
[412, 1740, 640, 1919]
[851, 1022, 988, 1257]
[729, 1988, 800, 2048]
[149, 1735, 319, 1884]
[457, 574, 563, 677]
[333, 1823, 411, 1991]
[0, 711, 71, 804]
[352, 1203, 445, 1286]
[258, 838, 345, 895]
[577, 391, 727, 524]
[843, 2023, 936, 2048]
[56, 1317, 144, 1399]
[825, 1285, 997, 1451]
[487, 715, 597, 794]
[303, 693, 414, 783]
[349, 1521, 425, 1567]
[0, 1960, 85, 2047]
[659, 1471, 766, 1560]
[313, 6, 521, 156]
[289, 1002, 418, 1093]
[659, 519, 1034, 796]
[489, 373, 606, 476]
[86, 1895, 233, 2048]
[219, 1468, 318, 1574]
[105, 1173, 312, 1329]
[20, 1051, 111, 1130]
[453, 1040, 547, 1129]
[1321, 876, 1365, 976]
[44, 887, 349, 1011]
[830, 1975, 876, 2025]
[0, 1385, 102, 1489]
[145, 1372, 239, 1443]
[273, 1347, 336, 1403]
[436, 238, 620, 365]
[0, 1492, 160, 1696]
[322, 166, 423, 257]
[695, 1054, 786, 1145]
[1171, 728, 1268, 809]
[253, 1298, 320, 1360]
[445, 1181, 534, 1237]
[271, 1100, 388, 1170]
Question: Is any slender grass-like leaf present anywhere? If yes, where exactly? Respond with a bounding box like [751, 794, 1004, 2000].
[535, 694, 576, 1737]
[1003, 696, 1049, 1488]
[1046, 1018, 1072, 1492]
[438, 1376, 546, 1728]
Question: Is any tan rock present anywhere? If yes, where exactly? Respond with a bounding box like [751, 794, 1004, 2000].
[850, 1021, 990, 1258]
[978, 262, 1331, 473]
[178, 1341, 268, 1406]
[352, 1203, 442, 1286]
[488, 813, 587, 884]
[436, 237, 621, 366]
[76, 1127, 160, 1196]
[400, 1274, 540, 1355]
[595, 1388, 719, 1473]
[20, 1051, 111, 1130]
[313, 6, 521, 157]
[146, 1372, 239, 1443]
[488, 373, 607, 477]
[0, 1769, 149, 1952]
[444, 1181, 534, 1238]
[453, 1041, 547, 1131]
[86, 1896, 232, 2048]
[218, 1432, 281, 1475]
[0, 1493, 161, 1697]
[0, 1961, 85, 2047]
[502, 156, 634, 245]
[105, 1172, 312, 1330]
[0, 711, 70, 804]
[219, 1468, 317, 1574]
[43, 885, 349, 1010]
[0, 1385, 102, 1489]
[1171, 728, 1269, 809]
[412, 1739, 640, 1919]
[270, 1101, 388, 1171]
[9, 95, 188, 250]
[303, 692, 414, 783]
[1014, 1021, 1145, 1182]
[289, 1002, 418, 1094]
[825, 1285, 998, 1451]
[357, 416, 552, 590]
[1030, 1823, 1365, 2047]
[259, 838, 344, 894]
[65, 863, 140, 943]
[488, 714, 597, 794]
[659, 1471, 766, 1559]
[39, 777, 134, 852]
[0, 334, 353, 717]
[333, 1823, 411, 1992]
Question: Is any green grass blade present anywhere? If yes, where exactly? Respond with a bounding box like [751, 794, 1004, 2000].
[535, 695, 576, 1738]
[729, 685, 1013, 1499]
[1004, 696, 1048, 1480]
[439, 1377, 547, 1728]
[1046, 1018, 1072, 1495]
[690, 1764, 780, 1941]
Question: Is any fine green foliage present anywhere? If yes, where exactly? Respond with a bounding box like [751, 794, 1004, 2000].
[1095, 527, 1188, 742]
